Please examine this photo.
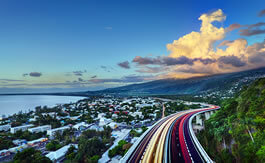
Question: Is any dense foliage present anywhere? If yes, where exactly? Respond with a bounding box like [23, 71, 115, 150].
[198, 78, 265, 162]
[71, 126, 114, 163]
[108, 140, 132, 158]
[13, 148, 51, 163]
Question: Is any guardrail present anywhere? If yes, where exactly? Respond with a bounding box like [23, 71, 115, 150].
[188, 106, 220, 163]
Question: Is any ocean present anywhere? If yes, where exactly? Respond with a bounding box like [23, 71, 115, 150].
[0, 95, 85, 116]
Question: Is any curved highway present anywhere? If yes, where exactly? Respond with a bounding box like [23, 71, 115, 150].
[121, 104, 220, 163]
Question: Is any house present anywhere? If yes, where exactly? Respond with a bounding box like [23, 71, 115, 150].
[28, 125, 51, 133]
[45, 144, 78, 162]
[47, 126, 70, 137]
[73, 122, 89, 130]
[10, 124, 34, 134]
[27, 138, 48, 147]
[0, 124, 11, 132]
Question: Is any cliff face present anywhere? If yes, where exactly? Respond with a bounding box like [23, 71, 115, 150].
[197, 78, 265, 162]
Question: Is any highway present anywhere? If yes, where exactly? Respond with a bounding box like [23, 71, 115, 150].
[121, 105, 220, 163]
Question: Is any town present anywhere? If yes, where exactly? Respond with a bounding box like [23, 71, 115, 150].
[0, 96, 202, 162]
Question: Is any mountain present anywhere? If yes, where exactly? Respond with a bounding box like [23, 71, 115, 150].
[91, 67, 265, 95]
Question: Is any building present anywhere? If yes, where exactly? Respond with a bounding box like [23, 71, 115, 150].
[99, 118, 112, 127]
[89, 125, 104, 131]
[107, 122, 118, 129]
[42, 112, 56, 117]
[46, 144, 78, 162]
[10, 124, 34, 134]
[27, 138, 48, 147]
[0, 115, 6, 120]
[0, 124, 11, 132]
[73, 122, 90, 130]
[28, 125, 51, 133]
[129, 112, 144, 119]
[12, 139, 27, 146]
[0, 149, 11, 158]
[47, 126, 70, 137]
[8, 144, 28, 153]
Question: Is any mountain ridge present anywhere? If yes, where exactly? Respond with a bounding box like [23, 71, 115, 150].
[90, 67, 265, 95]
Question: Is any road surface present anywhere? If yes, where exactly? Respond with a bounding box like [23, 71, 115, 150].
[121, 105, 219, 163]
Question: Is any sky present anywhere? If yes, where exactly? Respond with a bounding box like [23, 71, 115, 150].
[0, 0, 264, 93]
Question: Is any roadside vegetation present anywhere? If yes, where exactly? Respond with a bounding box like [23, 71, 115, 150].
[197, 78, 265, 162]
[108, 140, 132, 158]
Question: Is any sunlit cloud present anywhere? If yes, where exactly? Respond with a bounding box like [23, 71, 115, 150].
[122, 9, 265, 79]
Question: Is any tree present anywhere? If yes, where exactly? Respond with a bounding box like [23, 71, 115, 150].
[13, 148, 51, 163]
[65, 145, 76, 161]
[46, 140, 62, 151]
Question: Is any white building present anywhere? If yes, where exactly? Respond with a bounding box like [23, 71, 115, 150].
[129, 112, 144, 119]
[10, 124, 34, 134]
[107, 122, 118, 129]
[27, 138, 48, 146]
[8, 144, 28, 153]
[73, 122, 89, 130]
[42, 112, 56, 117]
[28, 125, 51, 133]
[89, 125, 104, 131]
[47, 126, 70, 137]
[46, 144, 78, 161]
[0, 124, 11, 131]
[99, 118, 112, 127]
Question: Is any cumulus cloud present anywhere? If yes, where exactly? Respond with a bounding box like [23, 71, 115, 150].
[218, 55, 246, 67]
[29, 72, 42, 77]
[126, 9, 265, 78]
[167, 9, 226, 59]
[258, 9, 265, 17]
[118, 61, 130, 69]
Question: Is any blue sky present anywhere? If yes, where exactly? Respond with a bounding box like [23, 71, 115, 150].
[0, 0, 264, 93]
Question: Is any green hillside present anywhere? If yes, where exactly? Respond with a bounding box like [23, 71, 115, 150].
[198, 78, 265, 162]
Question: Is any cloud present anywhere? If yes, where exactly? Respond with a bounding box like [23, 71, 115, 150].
[123, 9, 265, 79]
[22, 73, 28, 77]
[167, 9, 226, 59]
[91, 75, 97, 78]
[0, 79, 25, 82]
[29, 72, 42, 77]
[258, 9, 265, 17]
[218, 55, 246, 67]
[100, 66, 114, 72]
[132, 56, 215, 66]
[73, 70, 87, 76]
[78, 77, 84, 82]
[227, 23, 242, 31]
[88, 75, 153, 84]
[118, 61, 130, 69]
[23, 72, 43, 77]
[105, 26, 112, 30]
[136, 66, 168, 74]
[239, 22, 265, 36]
